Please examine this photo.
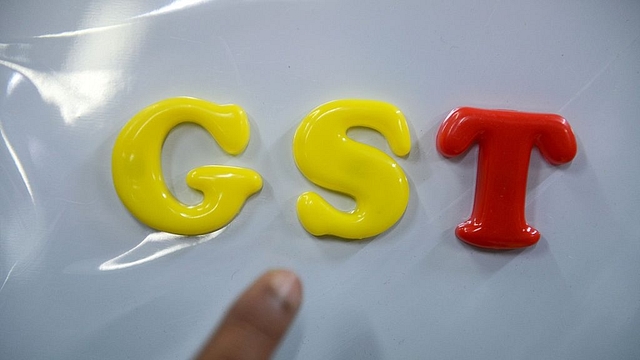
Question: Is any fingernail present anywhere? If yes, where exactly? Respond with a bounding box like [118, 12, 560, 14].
[269, 270, 301, 310]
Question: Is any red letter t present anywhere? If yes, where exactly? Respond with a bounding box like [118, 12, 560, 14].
[437, 107, 577, 249]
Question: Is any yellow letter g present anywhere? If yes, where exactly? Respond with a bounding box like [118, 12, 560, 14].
[112, 97, 262, 236]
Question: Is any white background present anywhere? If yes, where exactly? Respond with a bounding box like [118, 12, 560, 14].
[1, 1, 639, 359]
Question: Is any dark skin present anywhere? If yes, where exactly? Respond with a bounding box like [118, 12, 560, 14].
[197, 270, 303, 360]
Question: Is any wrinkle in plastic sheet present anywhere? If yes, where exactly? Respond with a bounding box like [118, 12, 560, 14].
[0, 0, 231, 306]
[99, 229, 226, 271]
[1, 1, 640, 359]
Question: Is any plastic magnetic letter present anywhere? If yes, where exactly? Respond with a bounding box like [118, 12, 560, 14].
[436, 107, 577, 249]
[293, 99, 411, 240]
[112, 97, 262, 236]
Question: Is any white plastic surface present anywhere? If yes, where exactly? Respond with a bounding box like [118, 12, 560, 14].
[1, 1, 639, 359]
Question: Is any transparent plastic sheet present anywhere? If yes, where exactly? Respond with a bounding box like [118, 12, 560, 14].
[1, 1, 640, 359]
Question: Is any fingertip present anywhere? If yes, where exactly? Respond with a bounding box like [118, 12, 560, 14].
[197, 269, 303, 360]
[265, 269, 303, 313]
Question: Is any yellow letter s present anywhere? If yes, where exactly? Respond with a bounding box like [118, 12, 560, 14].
[293, 100, 411, 240]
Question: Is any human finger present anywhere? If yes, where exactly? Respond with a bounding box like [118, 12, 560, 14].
[196, 269, 303, 360]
